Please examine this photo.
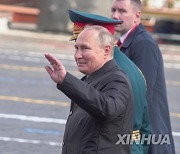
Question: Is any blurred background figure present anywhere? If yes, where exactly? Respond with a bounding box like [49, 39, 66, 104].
[111, 0, 175, 153]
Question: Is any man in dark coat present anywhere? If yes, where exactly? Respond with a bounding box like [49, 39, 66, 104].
[68, 9, 150, 154]
[45, 25, 133, 154]
[111, 0, 175, 153]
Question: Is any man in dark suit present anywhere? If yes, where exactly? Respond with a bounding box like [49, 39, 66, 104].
[68, 9, 150, 154]
[111, 0, 175, 153]
[45, 25, 133, 154]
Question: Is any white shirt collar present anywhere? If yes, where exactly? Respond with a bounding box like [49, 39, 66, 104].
[120, 28, 133, 44]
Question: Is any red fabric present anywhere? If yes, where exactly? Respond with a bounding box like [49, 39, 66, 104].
[74, 22, 115, 34]
[117, 40, 122, 47]
[74, 22, 87, 29]
[99, 24, 115, 34]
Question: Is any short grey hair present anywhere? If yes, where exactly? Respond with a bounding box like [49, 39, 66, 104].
[84, 25, 115, 55]
[131, 0, 142, 10]
[113, 0, 142, 11]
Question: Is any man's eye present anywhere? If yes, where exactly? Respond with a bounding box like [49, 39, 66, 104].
[82, 47, 89, 50]
[118, 9, 126, 13]
[111, 8, 115, 12]
[74, 45, 78, 50]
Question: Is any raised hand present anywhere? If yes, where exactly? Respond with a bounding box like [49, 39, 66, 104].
[45, 53, 67, 84]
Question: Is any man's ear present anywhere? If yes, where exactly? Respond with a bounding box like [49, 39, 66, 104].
[104, 45, 111, 58]
[134, 11, 141, 24]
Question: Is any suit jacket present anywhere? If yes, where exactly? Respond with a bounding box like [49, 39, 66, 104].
[119, 24, 175, 154]
[114, 46, 150, 154]
[58, 60, 133, 154]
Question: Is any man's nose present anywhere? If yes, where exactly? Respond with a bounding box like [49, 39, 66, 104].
[74, 50, 82, 59]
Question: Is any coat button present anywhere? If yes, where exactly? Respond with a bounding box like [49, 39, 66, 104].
[62, 141, 65, 146]
[69, 111, 73, 116]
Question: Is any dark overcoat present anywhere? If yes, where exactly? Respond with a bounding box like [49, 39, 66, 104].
[119, 24, 175, 154]
[58, 60, 133, 154]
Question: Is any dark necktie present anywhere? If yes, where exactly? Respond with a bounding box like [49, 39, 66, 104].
[117, 40, 122, 48]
